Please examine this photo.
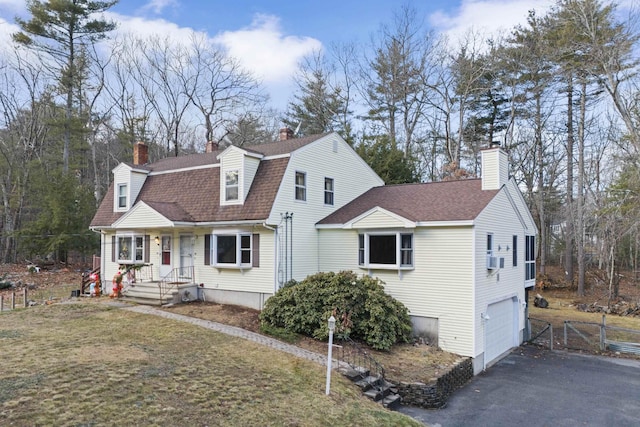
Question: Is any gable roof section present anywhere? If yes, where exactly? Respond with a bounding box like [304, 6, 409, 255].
[112, 201, 181, 228]
[318, 179, 499, 226]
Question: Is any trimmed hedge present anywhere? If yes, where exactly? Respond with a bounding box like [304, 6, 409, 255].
[259, 271, 412, 350]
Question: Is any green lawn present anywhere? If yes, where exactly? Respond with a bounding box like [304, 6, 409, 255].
[0, 302, 422, 426]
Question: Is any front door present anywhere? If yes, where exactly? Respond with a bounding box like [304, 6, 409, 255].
[179, 235, 194, 279]
[159, 235, 172, 279]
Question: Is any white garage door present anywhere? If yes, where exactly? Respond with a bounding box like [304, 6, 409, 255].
[485, 298, 517, 365]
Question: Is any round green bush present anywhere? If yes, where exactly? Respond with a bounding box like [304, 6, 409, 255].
[259, 271, 412, 350]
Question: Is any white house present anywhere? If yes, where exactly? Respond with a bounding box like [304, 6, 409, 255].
[90, 131, 384, 309]
[90, 131, 537, 373]
[316, 145, 538, 373]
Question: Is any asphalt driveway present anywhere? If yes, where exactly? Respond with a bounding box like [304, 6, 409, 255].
[399, 345, 640, 427]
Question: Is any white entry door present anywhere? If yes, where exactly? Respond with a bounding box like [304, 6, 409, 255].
[179, 235, 194, 279]
[159, 235, 172, 279]
[485, 297, 518, 365]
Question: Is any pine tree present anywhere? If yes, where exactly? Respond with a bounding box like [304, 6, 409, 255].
[13, 0, 118, 173]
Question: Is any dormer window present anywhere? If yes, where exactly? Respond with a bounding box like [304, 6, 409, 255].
[117, 184, 128, 209]
[225, 170, 239, 201]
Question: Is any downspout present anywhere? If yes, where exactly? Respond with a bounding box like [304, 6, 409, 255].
[262, 223, 278, 294]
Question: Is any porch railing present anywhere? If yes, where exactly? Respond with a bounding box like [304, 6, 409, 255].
[158, 266, 194, 302]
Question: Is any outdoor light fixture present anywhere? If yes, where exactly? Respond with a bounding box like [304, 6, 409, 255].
[325, 315, 336, 395]
[154, 236, 160, 245]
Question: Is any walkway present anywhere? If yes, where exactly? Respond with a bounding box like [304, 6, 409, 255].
[124, 304, 329, 366]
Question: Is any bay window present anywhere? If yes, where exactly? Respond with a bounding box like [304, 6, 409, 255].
[212, 233, 253, 267]
[358, 232, 413, 269]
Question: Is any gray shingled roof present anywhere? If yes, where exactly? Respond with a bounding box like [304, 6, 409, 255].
[317, 179, 499, 225]
[89, 133, 329, 228]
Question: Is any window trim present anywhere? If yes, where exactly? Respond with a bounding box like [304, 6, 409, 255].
[117, 183, 128, 210]
[525, 235, 536, 281]
[358, 231, 414, 270]
[116, 233, 148, 264]
[324, 177, 334, 206]
[224, 169, 239, 202]
[295, 171, 306, 201]
[212, 232, 253, 268]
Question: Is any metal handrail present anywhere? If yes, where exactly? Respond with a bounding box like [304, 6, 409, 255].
[158, 266, 194, 302]
[336, 336, 386, 390]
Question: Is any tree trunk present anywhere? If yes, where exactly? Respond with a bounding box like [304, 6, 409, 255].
[535, 91, 546, 275]
[576, 79, 586, 296]
[565, 74, 574, 285]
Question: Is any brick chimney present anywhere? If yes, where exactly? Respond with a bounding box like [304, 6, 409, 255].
[206, 141, 219, 153]
[133, 141, 148, 165]
[279, 127, 294, 141]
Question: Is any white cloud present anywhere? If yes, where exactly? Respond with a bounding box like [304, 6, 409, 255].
[430, 0, 555, 45]
[137, 0, 179, 15]
[213, 14, 322, 83]
[108, 12, 198, 44]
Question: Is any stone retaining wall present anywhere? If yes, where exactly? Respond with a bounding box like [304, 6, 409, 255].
[393, 358, 473, 409]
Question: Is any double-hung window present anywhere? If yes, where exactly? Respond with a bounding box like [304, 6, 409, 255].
[225, 170, 239, 201]
[324, 177, 334, 205]
[525, 235, 536, 280]
[358, 232, 413, 269]
[117, 184, 128, 209]
[115, 234, 147, 264]
[486, 233, 498, 269]
[295, 171, 306, 201]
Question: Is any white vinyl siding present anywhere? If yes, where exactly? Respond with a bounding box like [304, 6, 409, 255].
[353, 210, 407, 229]
[319, 226, 475, 357]
[243, 156, 260, 200]
[114, 203, 174, 229]
[269, 133, 384, 281]
[474, 189, 528, 359]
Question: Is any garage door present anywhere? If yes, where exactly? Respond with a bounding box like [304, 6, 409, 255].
[485, 298, 517, 365]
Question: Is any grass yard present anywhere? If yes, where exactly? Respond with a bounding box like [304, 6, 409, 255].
[0, 302, 422, 426]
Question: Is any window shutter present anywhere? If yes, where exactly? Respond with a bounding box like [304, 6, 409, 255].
[252, 234, 260, 267]
[111, 236, 116, 262]
[204, 234, 211, 265]
[144, 235, 150, 263]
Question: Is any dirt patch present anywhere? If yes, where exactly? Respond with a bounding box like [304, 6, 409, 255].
[0, 263, 82, 299]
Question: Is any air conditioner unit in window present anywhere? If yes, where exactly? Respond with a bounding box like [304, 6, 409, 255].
[487, 255, 498, 270]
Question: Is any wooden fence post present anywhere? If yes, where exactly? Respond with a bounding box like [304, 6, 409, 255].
[23, 288, 27, 308]
[11, 292, 15, 309]
[0, 295, 3, 311]
[600, 314, 607, 351]
[549, 324, 553, 350]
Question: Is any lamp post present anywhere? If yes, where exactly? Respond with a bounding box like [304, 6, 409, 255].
[325, 315, 336, 395]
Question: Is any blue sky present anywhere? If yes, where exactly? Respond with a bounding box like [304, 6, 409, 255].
[0, 0, 560, 108]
